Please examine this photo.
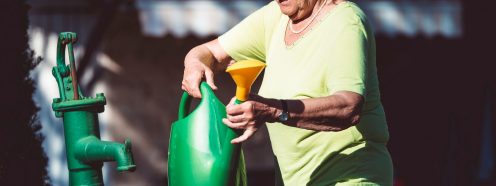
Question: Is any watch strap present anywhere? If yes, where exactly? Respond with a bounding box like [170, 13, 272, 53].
[278, 99, 289, 122]
[281, 99, 288, 114]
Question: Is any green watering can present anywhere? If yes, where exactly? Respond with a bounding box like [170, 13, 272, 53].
[168, 60, 266, 186]
[168, 82, 247, 186]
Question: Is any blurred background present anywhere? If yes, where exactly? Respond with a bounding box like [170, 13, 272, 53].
[2, 0, 495, 185]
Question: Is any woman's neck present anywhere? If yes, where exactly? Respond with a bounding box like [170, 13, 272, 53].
[290, 0, 323, 24]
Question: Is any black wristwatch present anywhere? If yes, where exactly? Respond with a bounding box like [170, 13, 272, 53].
[277, 99, 289, 122]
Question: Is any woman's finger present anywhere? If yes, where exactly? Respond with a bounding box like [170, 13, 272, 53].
[228, 97, 236, 106]
[227, 114, 246, 123]
[186, 78, 202, 98]
[222, 118, 246, 129]
[226, 103, 245, 115]
[231, 128, 256, 144]
[204, 69, 218, 90]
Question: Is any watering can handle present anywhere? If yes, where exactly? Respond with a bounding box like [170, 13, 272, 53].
[178, 92, 192, 120]
[177, 82, 212, 119]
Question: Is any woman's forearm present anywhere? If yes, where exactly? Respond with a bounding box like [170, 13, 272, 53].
[184, 40, 231, 73]
[255, 91, 364, 131]
[184, 45, 218, 71]
[286, 92, 363, 131]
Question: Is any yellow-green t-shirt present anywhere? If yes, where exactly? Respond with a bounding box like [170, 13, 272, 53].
[219, 1, 393, 185]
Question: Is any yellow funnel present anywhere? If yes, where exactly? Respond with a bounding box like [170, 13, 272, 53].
[226, 60, 266, 102]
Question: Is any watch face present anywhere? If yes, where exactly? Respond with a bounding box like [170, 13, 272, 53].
[279, 112, 288, 121]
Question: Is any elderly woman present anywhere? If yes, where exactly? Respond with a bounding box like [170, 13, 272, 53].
[181, 0, 392, 185]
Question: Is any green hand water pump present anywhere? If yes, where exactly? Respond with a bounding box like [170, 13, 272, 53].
[51, 32, 136, 186]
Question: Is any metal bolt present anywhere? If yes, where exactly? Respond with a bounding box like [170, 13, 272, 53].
[66, 86, 71, 91]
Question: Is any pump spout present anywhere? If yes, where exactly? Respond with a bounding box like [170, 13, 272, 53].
[75, 136, 136, 172]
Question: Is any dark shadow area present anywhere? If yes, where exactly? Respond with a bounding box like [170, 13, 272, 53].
[375, 0, 496, 182]
[0, 0, 48, 185]
[247, 169, 276, 186]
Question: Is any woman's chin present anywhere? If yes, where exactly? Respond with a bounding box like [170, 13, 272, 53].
[278, 6, 294, 16]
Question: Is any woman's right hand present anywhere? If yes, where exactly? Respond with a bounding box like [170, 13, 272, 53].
[181, 39, 231, 98]
[181, 60, 218, 98]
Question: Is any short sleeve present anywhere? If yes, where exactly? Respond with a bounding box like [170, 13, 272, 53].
[326, 23, 368, 96]
[218, 3, 271, 62]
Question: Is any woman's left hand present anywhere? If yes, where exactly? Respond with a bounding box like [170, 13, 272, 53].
[222, 95, 276, 144]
